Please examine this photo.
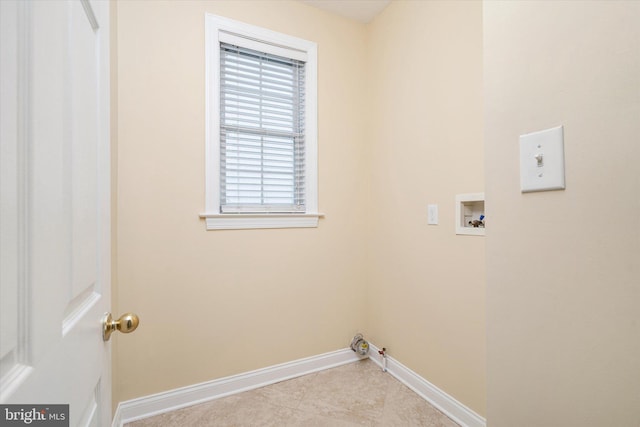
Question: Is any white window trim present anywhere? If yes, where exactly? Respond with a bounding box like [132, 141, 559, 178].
[202, 14, 321, 230]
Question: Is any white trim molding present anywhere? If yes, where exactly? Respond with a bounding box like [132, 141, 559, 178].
[199, 212, 325, 230]
[368, 343, 486, 427]
[112, 344, 485, 427]
[112, 348, 363, 426]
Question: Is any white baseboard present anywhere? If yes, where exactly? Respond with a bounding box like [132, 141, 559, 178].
[112, 348, 363, 426]
[111, 406, 122, 427]
[113, 343, 486, 427]
[368, 343, 486, 427]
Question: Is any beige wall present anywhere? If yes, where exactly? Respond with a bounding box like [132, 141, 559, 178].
[485, 1, 640, 425]
[365, 0, 486, 415]
[114, 0, 486, 416]
[114, 0, 369, 402]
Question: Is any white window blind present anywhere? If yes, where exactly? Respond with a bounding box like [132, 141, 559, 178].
[219, 42, 306, 213]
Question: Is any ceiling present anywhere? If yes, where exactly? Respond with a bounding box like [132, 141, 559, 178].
[300, 0, 392, 23]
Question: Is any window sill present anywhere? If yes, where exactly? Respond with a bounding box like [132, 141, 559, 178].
[199, 212, 325, 230]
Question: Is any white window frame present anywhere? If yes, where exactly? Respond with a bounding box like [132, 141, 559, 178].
[202, 14, 320, 230]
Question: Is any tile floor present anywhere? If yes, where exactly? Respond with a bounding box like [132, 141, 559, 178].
[125, 359, 459, 426]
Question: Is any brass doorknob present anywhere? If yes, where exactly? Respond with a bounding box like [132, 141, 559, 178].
[102, 312, 139, 341]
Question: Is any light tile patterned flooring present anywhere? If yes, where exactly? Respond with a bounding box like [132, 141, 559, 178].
[126, 359, 459, 426]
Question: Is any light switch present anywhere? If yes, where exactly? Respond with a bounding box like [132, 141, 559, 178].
[520, 125, 565, 193]
[427, 204, 438, 225]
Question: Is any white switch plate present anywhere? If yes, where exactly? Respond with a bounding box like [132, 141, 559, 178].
[520, 125, 565, 193]
[427, 204, 438, 225]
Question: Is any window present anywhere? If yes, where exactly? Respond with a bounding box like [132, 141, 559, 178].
[203, 15, 319, 230]
[219, 43, 305, 213]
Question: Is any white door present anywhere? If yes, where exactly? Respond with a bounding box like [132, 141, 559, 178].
[1, 0, 113, 426]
